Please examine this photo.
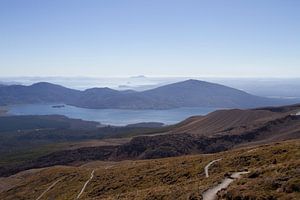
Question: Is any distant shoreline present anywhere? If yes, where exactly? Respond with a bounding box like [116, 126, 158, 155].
[0, 107, 8, 116]
[6, 103, 217, 126]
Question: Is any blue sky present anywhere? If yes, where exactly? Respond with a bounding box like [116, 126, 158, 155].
[0, 0, 300, 77]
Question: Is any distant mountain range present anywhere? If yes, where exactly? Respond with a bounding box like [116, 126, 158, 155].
[0, 79, 297, 109]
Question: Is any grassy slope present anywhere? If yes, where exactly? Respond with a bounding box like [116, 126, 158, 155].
[0, 139, 299, 200]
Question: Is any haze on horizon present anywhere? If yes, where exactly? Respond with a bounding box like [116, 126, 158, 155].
[1, 0, 300, 78]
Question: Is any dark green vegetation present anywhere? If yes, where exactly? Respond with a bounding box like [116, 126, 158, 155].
[0, 80, 295, 109]
[0, 115, 99, 132]
[0, 115, 171, 170]
[1, 104, 299, 178]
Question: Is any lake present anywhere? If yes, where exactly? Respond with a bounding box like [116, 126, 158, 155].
[7, 104, 218, 126]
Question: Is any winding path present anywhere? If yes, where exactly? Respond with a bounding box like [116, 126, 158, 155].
[202, 171, 249, 200]
[204, 159, 222, 178]
[77, 170, 95, 199]
[36, 179, 62, 200]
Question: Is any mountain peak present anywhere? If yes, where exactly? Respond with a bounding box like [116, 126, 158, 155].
[158, 79, 213, 89]
[130, 75, 147, 79]
[0, 80, 292, 109]
[83, 87, 119, 95]
[181, 79, 206, 84]
[31, 82, 60, 87]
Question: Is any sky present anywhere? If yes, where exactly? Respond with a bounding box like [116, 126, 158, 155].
[0, 0, 300, 77]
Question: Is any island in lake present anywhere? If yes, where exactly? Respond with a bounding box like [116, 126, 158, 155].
[0, 107, 8, 116]
[52, 105, 65, 108]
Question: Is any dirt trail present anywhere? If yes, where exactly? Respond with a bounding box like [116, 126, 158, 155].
[77, 170, 95, 199]
[202, 171, 249, 200]
[36, 178, 62, 200]
[204, 159, 222, 178]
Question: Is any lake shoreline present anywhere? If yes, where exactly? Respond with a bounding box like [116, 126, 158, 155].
[6, 104, 218, 126]
[0, 107, 8, 116]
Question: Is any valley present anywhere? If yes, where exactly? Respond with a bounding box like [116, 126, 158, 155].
[0, 94, 299, 199]
[0, 104, 299, 190]
[2, 1, 300, 199]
